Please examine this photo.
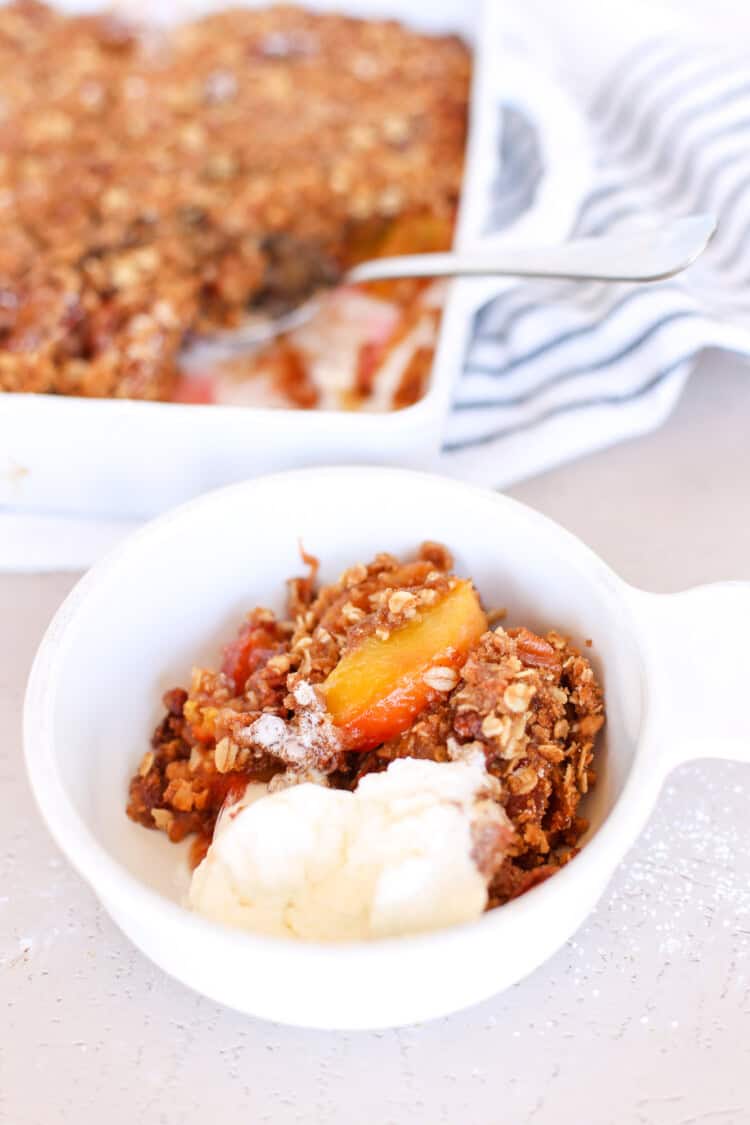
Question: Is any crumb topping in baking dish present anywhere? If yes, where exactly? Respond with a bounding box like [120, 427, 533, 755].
[127, 543, 605, 937]
[0, 2, 470, 406]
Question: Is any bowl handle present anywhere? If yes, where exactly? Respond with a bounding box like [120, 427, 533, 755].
[453, 47, 592, 317]
[625, 582, 750, 770]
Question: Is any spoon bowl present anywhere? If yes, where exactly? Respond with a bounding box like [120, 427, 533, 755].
[183, 214, 718, 356]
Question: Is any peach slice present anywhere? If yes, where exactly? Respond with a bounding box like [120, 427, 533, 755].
[322, 580, 487, 750]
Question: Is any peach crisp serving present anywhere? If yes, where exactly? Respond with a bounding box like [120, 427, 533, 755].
[128, 543, 605, 919]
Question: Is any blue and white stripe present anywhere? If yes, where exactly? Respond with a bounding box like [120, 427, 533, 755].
[443, 38, 750, 478]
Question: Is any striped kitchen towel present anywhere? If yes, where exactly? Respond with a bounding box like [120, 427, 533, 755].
[3, 0, 750, 570]
[441, 1, 750, 483]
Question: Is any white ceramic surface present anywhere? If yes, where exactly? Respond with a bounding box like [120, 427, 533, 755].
[0, 0, 590, 521]
[22, 466, 750, 1029]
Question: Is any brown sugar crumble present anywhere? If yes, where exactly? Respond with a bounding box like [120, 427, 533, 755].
[0, 2, 470, 405]
[127, 542, 605, 908]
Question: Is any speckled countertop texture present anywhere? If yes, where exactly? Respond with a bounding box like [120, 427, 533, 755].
[3, 354, 750, 1123]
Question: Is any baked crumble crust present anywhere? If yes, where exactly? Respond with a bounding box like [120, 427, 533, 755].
[0, 2, 470, 400]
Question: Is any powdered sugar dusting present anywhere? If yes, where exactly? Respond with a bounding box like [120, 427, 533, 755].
[244, 713, 287, 751]
[292, 680, 316, 707]
[238, 681, 342, 772]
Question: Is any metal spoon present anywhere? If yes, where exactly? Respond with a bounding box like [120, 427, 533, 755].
[182, 214, 717, 362]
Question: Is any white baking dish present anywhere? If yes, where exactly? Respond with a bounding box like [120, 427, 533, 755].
[0, 1, 589, 520]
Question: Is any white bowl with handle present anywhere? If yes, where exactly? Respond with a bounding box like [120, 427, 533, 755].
[25, 466, 749, 1029]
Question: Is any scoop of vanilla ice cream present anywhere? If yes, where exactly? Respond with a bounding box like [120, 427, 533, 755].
[189, 756, 512, 941]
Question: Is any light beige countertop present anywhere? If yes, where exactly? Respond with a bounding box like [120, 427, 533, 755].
[2, 352, 750, 1124]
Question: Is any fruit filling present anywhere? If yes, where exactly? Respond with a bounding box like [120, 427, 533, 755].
[322, 579, 487, 750]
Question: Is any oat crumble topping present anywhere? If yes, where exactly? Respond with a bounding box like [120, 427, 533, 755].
[127, 542, 605, 907]
[0, 2, 469, 404]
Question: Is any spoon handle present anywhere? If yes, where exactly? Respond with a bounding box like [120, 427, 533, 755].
[346, 214, 717, 286]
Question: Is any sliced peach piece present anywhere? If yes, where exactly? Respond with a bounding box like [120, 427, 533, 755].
[322, 579, 487, 750]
